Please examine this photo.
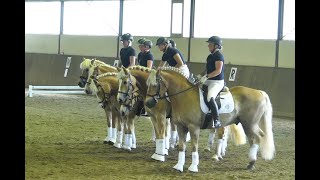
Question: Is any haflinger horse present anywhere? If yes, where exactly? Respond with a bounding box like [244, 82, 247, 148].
[116, 66, 240, 162]
[84, 71, 124, 149]
[145, 67, 275, 172]
[116, 66, 172, 161]
[78, 57, 120, 145]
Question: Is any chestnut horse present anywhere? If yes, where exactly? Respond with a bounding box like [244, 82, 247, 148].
[78, 58, 119, 144]
[145, 67, 275, 172]
[84, 71, 124, 149]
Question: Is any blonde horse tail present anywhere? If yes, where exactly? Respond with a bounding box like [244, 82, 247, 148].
[259, 91, 276, 160]
[228, 123, 247, 146]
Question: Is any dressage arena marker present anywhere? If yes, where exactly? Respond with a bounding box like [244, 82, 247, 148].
[28, 85, 85, 97]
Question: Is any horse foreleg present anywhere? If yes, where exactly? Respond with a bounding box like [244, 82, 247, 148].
[173, 125, 188, 172]
[204, 128, 216, 152]
[164, 118, 171, 154]
[103, 109, 113, 144]
[188, 127, 200, 173]
[151, 115, 167, 161]
[113, 112, 123, 149]
[170, 122, 178, 149]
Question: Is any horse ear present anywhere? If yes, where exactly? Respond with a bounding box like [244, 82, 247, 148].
[91, 58, 95, 65]
[123, 67, 129, 75]
[116, 67, 122, 72]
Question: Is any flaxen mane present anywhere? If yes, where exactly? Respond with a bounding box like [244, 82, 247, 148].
[80, 58, 107, 69]
[97, 72, 118, 79]
[160, 66, 189, 79]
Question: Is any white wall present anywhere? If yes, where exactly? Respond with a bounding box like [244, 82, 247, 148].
[25, 34, 295, 68]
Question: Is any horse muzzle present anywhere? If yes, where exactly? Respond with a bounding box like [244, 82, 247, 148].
[145, 97, 158, 108]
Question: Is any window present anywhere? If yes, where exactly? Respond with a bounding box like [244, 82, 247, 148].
[25, 2, 61, 34]
[63, 1, 119, 36]
[194, 0, 279, 39]
[182, 0, 191, 37]
[172, 3, 183, 34]
[123, 0, 171, 36]
[282, 0, 295, 40]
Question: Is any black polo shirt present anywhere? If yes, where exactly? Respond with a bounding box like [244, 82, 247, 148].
[161, 46, 186, 67]
[120, 46, 136, 68]
[137, 51, 154, 67]
[206, 50, 224, 80]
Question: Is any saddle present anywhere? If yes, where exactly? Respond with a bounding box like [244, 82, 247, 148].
[201, 85, 229, 129]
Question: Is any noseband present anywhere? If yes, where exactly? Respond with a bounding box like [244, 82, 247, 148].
[118, 74, 141, 111]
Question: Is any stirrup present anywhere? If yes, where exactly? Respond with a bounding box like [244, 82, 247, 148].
[213, 120, 221, 128]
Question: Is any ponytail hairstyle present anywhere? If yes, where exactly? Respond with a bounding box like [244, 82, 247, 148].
[168, 39, 176, 48]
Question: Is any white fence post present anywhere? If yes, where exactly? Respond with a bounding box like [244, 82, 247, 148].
[27, 85, 85, 97]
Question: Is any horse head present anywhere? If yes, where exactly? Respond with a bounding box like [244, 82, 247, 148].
[78, 58, 94, 87]
[145, 69, 169, 108]
[117, 66, 139, 116]
[84, 64, 101, 94]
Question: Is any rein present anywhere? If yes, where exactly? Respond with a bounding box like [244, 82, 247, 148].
[147, 76, 198, 100]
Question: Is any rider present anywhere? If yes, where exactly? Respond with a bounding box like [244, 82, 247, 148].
[198, 36, 225, 128]
[119, 33, 136, 68]
[137, 38, 154, 68]
[156, 37, 190, 78]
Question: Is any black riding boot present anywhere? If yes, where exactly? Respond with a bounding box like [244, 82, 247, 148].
[209, 97, 221, 128]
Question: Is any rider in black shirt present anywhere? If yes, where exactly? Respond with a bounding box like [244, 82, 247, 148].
[119, 33, 136, 68]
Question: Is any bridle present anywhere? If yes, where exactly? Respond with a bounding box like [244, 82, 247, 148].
[93, 79, 117, 108]
[146, 74, 198, 104]
[118, 74, 142, 111]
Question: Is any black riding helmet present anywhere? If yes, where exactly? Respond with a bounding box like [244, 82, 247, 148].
[143, 39, 153, 48]
[156, 37, 169, 46]
[121, 33, 134, 41]
[137, 38, 146, 45]
[206, 36, 222, 48]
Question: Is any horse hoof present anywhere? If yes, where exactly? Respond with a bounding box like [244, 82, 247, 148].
[212, 154, 219, 161]
[131, 144, 136, 149]
[173, 163, 184, 172]
[188, 164, 198, 172]
[164, 149, 168, 155]
[204, 147, 211, 152]
[108, 141, 115, 145]
[247, 161, 256, 170]
[103, 141, 109, 144]
[104, 137, 110, 143]
[113, 143, 122, 149]
[151, 153, 165, 161]
[122, 145, 131, 151]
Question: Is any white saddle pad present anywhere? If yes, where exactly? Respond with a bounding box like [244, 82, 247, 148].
[199, 88, 234, 114]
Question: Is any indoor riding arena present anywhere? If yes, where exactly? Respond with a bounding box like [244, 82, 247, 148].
[25, 0, 295, 179]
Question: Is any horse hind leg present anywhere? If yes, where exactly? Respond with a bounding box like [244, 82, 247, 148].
[103, 110, 113, 144]
[245, 126, 262, 170]
[212, 127, 226, 161]
[173, 126, 188, 172]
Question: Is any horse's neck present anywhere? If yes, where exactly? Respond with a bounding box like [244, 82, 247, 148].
[99, 66, 116, 74]
[130, 71, 149, 95]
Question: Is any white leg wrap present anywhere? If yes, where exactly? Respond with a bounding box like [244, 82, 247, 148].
[104, 127, 112, 142]
[131, 131, 136, 148]
[212, 139, 223, 161]
[205, 132, 215, 151]
[188, 152, 199, 172]
[165, 135, 170, 153]
[127, 134, 133, 148]
[109, 128, 117, 143]
[173, 151, 185, 172]
[122, 134, 131, 150]
[222, 139, 228, 156]
[170, 131, 177, 149]
[113, 131, 123, 148]
[186, 132, 191, 142]
[151, 139, 165, 161]
[248, 144, 259, 162]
